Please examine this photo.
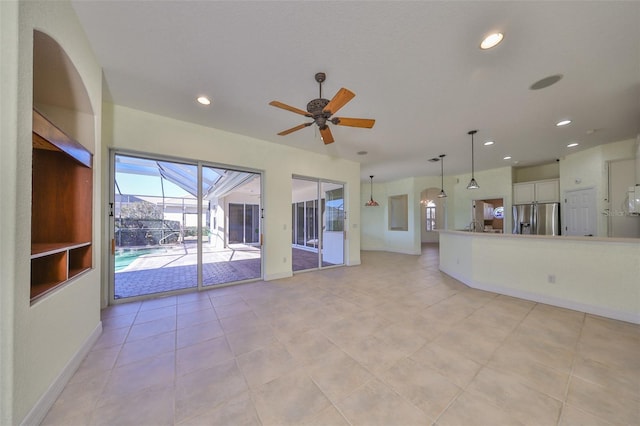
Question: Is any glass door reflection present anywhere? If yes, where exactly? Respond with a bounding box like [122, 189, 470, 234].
[291, 177, 344, 272]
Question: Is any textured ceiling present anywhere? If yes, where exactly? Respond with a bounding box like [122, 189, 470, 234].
[71, 1, 640, 182]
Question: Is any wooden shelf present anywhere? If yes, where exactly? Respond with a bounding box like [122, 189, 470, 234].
[31, 109, 93, 303]
[31, 242, 91, 258]
[31, 252, 67, 299]
[69, 244, 92, 279]
[32, 108, 92, 167]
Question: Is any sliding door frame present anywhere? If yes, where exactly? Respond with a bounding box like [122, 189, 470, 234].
[108, 148, 264, 305]
[291, 175, 345, 273]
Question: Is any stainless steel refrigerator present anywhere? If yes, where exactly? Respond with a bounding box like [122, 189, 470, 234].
[512, 202, 561, 235]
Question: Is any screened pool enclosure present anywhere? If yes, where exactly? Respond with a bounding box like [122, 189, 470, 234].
[111, 153, 262, 300]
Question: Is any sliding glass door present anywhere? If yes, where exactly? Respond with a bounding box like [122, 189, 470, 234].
[321, 182, 344, 265]
[110, 152, 262, 302]
[229, 204, 260, 244]
[113, 155, 199, 299]
[291, 177, 344, 272]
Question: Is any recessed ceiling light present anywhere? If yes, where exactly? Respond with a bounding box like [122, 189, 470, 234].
[196, 96, 211, 105]
[567, 142, 579, 148]
[483, 141, 494, 146]
[480, 32, 504, 50]
[556, 119, 572, 127]
[503, 156, 512, 160]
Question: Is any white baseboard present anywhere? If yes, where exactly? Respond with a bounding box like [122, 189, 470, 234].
[439, 266, 639, 325]
[20, 322, 103, 426]
[265, 271, 292, 281]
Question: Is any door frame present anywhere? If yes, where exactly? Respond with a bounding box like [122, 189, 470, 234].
[108, 149, 264, 305]
[291, 175, 346, 272]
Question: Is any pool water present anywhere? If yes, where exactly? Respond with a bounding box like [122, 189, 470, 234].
[114, 248, 163, 272]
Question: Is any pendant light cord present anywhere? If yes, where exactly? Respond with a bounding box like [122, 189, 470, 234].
[470, 132, 475, 178]
[370, 175, 374, 201]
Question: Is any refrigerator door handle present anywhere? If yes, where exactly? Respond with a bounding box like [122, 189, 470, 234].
[532, 204, 538, 234]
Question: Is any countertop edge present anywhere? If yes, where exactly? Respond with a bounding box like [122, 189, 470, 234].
[438, 229, 640, 244]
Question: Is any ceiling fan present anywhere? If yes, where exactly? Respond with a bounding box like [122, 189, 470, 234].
[269, 72, 375, 145]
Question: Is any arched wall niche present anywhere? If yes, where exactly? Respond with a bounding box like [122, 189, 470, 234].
[33, 30, 95, 152]
[420, 187, 446, 243]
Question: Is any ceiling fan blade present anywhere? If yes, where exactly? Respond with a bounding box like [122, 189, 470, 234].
[277, 122, 312, 136]
[319, 126, 334, 145]
[269, 101, 311, 117]
[333, 117, 376, 128]
[323, 88, 355, 115]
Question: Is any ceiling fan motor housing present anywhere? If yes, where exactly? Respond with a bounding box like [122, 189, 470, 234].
[307, 98, 332, 128]
[307, 98, 329, 115]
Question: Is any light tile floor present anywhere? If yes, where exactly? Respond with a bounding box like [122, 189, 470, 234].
[42, 246, 640, 425]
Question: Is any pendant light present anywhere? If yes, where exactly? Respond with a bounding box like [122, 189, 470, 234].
[438, 154, 447, 198]
[467, 130, 479, 189]
[365, 175, 379, 206]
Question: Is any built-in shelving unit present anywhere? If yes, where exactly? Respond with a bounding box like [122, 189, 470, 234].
[31, 109, 93, 302]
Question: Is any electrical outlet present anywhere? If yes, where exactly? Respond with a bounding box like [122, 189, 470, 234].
[547, 274, 556, 284]
[283, 256, 287, 263]
[456, 258, 460, 265]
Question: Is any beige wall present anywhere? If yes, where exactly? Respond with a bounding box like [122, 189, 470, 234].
[361, 177, 423, 254]
[560, 138, 637, 237]
[363, 138, 637, 254]
[449, 166, 514, 232]
[2, 1, 103, 424]
[104, 104, 362, 284]
[0, 1, 19, 423]
[440, 231, 640, 324]
[513, 162, 559, 183]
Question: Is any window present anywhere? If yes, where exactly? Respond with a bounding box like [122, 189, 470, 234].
[425, 200, 436, 231]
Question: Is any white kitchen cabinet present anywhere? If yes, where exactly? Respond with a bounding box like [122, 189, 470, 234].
[513, 179, 559, 204]
[513, 182, 536, 204]
[535, 180, 560, 202]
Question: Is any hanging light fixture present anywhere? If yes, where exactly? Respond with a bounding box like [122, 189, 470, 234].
[438, 154, 447, 198]
[467, 130, 479, 189]
[365, 175, 379, 206]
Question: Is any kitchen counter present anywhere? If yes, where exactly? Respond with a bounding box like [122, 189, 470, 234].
[438, 230, 640, 324]
[443, 229, 638, 243]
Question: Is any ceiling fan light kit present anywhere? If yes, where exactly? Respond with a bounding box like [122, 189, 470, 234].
[269, 72, 375, 145]
[467, 130, 479, 189]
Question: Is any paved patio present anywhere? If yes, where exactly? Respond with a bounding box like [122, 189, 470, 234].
[115, 244, 261, 299]
[114, 245, 336, 299]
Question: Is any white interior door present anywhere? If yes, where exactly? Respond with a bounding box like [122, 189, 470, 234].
[564, 188, 597, 236]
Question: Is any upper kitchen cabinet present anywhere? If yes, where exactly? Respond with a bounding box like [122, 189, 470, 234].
[513, 179, 559, 204]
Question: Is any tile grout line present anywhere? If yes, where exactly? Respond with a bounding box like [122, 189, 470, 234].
[88, 302, 142, 425]
[432, 299, 538, 425]
[556, 311, 587, 426]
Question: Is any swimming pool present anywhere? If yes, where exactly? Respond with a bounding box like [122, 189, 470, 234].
[114, 248, 167, 272]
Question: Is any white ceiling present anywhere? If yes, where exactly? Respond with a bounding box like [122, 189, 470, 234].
[70, 1, 640, 182]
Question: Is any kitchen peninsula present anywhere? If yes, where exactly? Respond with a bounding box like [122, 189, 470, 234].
[438, 230, 640, 324]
